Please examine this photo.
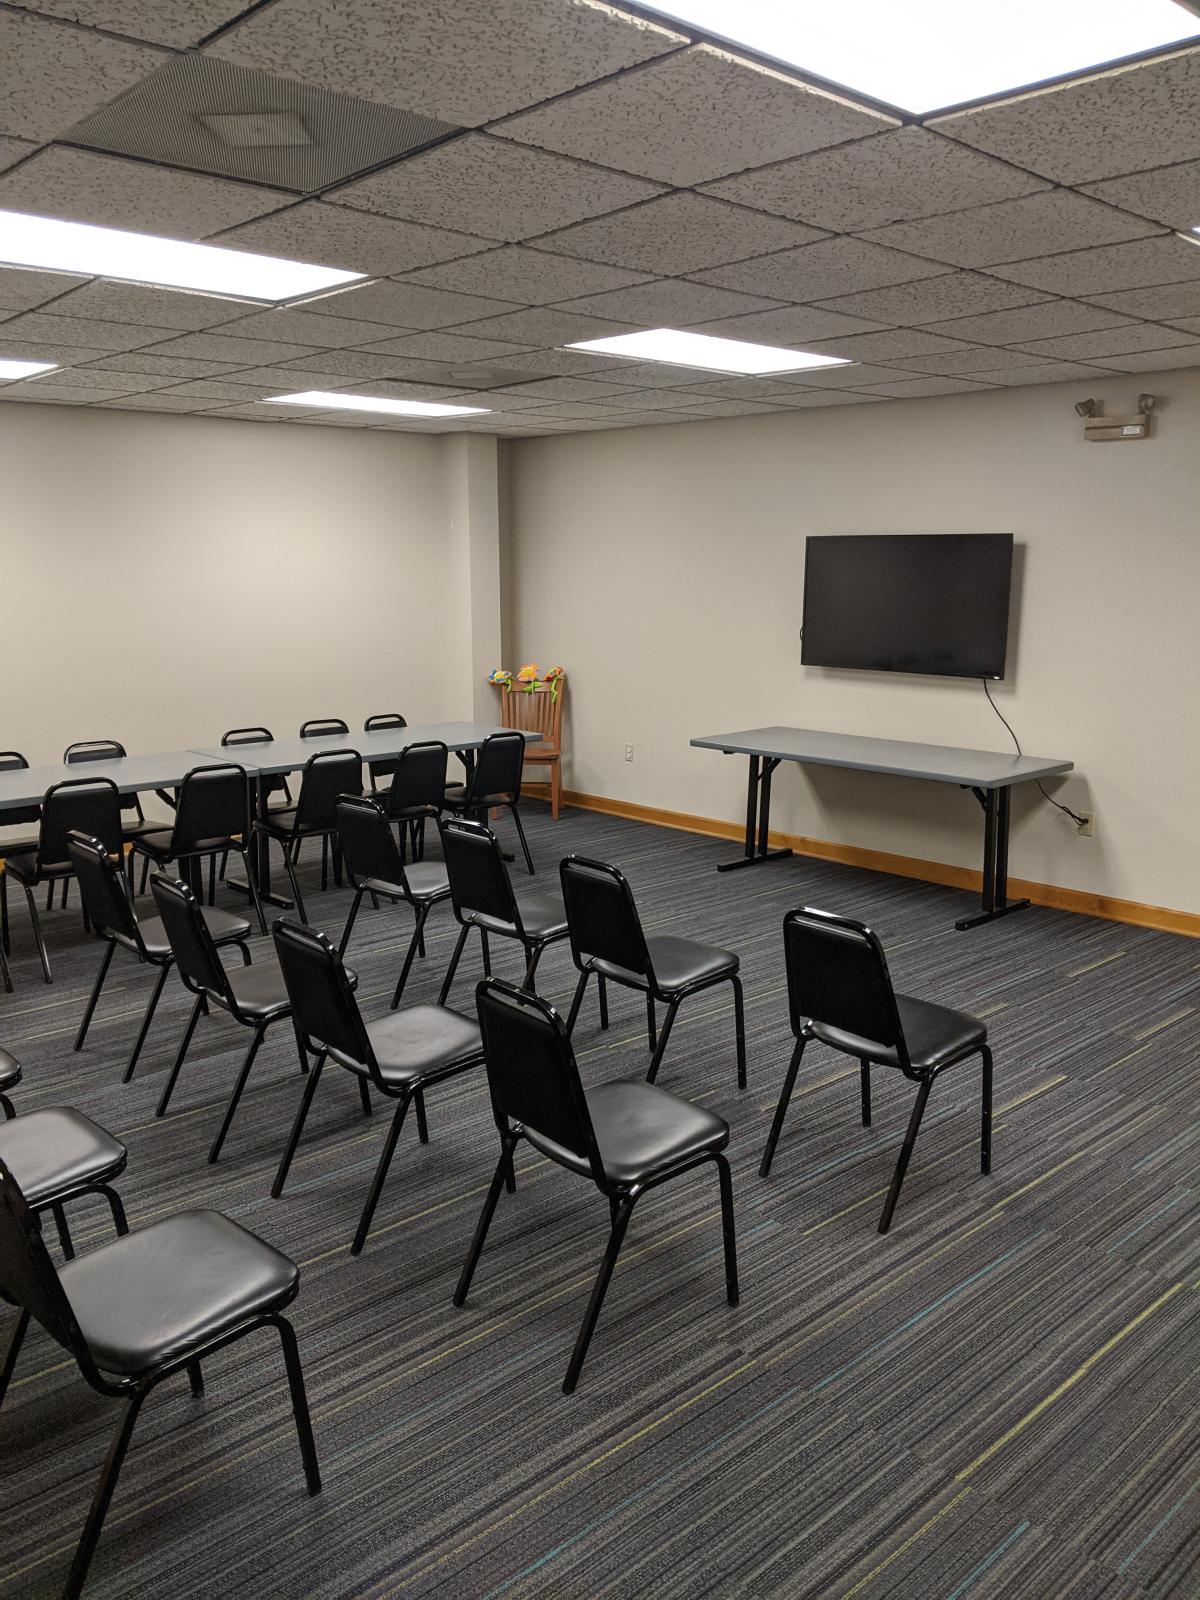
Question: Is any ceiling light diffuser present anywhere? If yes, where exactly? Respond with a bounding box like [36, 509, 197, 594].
[639, 0, 1200, 113]
[262, 391, 491, 417]
[0, 357, 58, 381]
[566, 328, 852, 376]
[0, 209, 364, 303]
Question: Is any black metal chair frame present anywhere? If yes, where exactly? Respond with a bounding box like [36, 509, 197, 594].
[0, 750, 39, 961]
[64, 740, 161, 898]
[443, 730, 535, 875]
[383, 739, 448, 864]
[131, 763, 267, 927]
[0, 1105, 128, 1262]
[0, 1051, 19, 1120]
[758, 906, 993, 1233]
[455, 980, 739, 1393]
[364, 712, 407, 794]
[217, 728, 291, 886]
[560, 855, 747, 1091]
[252, 750, 363, 923]
[0, 1157, 320, 1599]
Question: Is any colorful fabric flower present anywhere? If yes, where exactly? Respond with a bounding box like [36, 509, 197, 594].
[517, 663, 540, 691]
[487, 668, 511, 688]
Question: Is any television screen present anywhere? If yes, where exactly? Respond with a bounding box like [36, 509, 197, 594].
[801, 533, 1014, 680]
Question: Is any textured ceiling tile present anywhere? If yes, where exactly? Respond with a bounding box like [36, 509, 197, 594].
[773, 361, 925, 389]
[142, 331, 325, 364]
[1086, 343, 1200, 372]
[813, 272, 1051, 325]
[101, 392, 216, 411]
[701, 127, 1050, 233]
[159, 378, 280, 400]
[302, 279, 513, 331]
[668, 375, 840, 401]
[581, 358, 733, 387]
[0, 12, 164, 142]
[696, 236, 946, 301]
[214, 307, 406, 348]
[441, 389, 557, 411]
[495, 375, 642, 402]
[493, 44, 894, 187]
[403, 245, 649, 303]
[858, 189, 1162, 270]
[275, 348, 429, 379]
[361, 330, 537, 363]
[670, 397, 788, 416]
[0, 267, 89, 314]
[332, 133, 664, 241]
[213, 202, 494, 276]
[0, 137, 36, 175]
[688, 305, 888, 343]
[3, 378, 133, 401]
[754, 388, 884, 408]
[18, 365, 158, 392]
[857, 375, 1000, 397]
[1080, 161, 1200, 233]
[85, 350, 247, 377]
[47, 280, 248, 330]
[225, 365, 363, 389]
[1082, 282, 1200, 321]
[16, 1, 251, 48]
[929, 46, 1200, 185]
[1015, 323, 1199, 359]
[555, 279, 784, 325]
[0, 310, 177, 351]
[0, 336, 112, 364]
[925, 300, 1138, 345]
[990, 235, 1200, 296]
[798, 328, 973, 362]
[336, 378, 496, 402]
[464, 347, 616, 376]
[537, 192, 825, 275]
[446, 306, 635, 345]
[966, 361, 1119, 384]
[208, 0, 685, 126]
[0, 147, 281, 237]
[899, 345, 1051, 374]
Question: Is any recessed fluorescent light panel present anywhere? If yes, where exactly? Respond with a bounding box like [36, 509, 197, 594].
[0, 357, 57, 381]
[0, 210, 364, 303]
[262, 391, 491, 417]
[566, 328, 852, 376]
[638, 0, 1200, 113]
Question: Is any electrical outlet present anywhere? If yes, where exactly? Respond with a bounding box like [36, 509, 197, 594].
[1075, 812, 1094, 838]
[624, 743, 634, 763]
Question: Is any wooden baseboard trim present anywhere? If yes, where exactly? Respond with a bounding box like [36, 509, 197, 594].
[523, 784, 1200, 939]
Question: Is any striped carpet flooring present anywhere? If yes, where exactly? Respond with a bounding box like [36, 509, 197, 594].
[1, 801, 1198, 1599]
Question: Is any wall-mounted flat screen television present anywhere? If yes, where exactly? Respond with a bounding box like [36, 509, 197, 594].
[801, 533, 1014, 680]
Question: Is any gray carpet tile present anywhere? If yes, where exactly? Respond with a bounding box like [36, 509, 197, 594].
[0, 800, 1198, 1598]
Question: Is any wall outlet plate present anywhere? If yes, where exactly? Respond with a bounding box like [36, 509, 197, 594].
[1076, 812, 1094, 837]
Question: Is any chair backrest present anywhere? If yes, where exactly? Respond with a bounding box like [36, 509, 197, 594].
[440, 818, 520, 930]
[498, 680, 564, 750]
[149, 875, 231, 999]
[67, 831, 141, 949]
[272, 920, 376, 1078]
[295, 750, 362, 831]
[171, 763, 250, 853]
[38, 779, 123, 867]
[476, 980, 605, 1185]
[385, 741, 447, 820]
[300, 719, 349, 739]
[0, 1154, 94, 1378]
[782, 907, 908, 1061]
[466, 731, 525, 804]
[63, 739, 126, 764]
[0, 751, 40, 829]
[559, 855, 652, 979]
[364, 713, 407, 785]
[221, 726, 287, 799]
[336, 793, 405, 891]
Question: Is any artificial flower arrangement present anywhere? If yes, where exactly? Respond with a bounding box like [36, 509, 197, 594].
[488, 664, 566, 700]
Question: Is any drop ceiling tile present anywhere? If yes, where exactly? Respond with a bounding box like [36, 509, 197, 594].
[556, 279, 785, 325]
[368, 330, 538, 363]
[450, 306, 637, 346]
[226, 365, 361, 390]
[493, 43, 895, 187]
[213, 307, 407, 348]
[930, 46, 1200, 186]
[898, 345, 1050, 375]
[774, 361, 925, 388]
[461, 346, 621, 377]
[0, 337, 112, 365]
[798, 328, 973, 363]
[688, 305, 888, 343]
[275, 348, 427, 379]
[0, 12, 164, 143]
[142, 332, 326, 364]
[301, 279, 513, 331]
[160, 378, 280, 400]
[701, 126, 1050, 233]
[671, 397, 788, 416]
[213, 203, 494, 277]
[537, 193, 826, 276]
[858, 376, 1000, 397]
[813, 272, 1052, 326]
[336, 378, 497, 403]
[0, 137, 36, 174]
[756, 388, 884, 408]
[403, 245, 649, 303]
[1080, 161, 1200, 233]
[969, 361, 1119, 384]
[668, 375, 831, 401]
[990, 235, 1200, 296]
[1085, 344, 1200, 372]
[19, 366, 153, 393]
[0, 310, 177, 351]
[0, 388, 86, 405]
[332, 133, 664, 242]
[48, 281, 248, 331]
[199, 404, 288, 421]
[924, 300, 1138, 345]
[0, 267, 89, 314]
[0, 147, 280, 237]
[17, 2, 251, 48]
[85, 351, 247, 378]
[859, 190, 1162, 271]
[102, 392, 216, 411]
[4, 379, 133, 401]
[438, 390, 556, 412]
[696, 236, 946, 302]
[581, 358, 734, 387]
[1083, 282, 1200, 321]
[1015, 323, 1199, 359]
[208, 0, 685, 126]
[494, 376, 641, 402]
[513, 400, 675, 420]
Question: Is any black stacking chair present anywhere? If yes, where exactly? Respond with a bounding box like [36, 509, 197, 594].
[0, 752, 40, 957]
[0, 1049, 19, 1119]
[336, 793, 450, 1006]
[559, 855, 746, 1090]
[364, 711, 407, 792]
[759, 906, 994, 1233]
[253, 749, 362, 921]
[5, 779, 123, 984]
[64, 741, 159, 893]
[69, 832, 253, 1084]
[438, 817, 568, 1003]
[0, 1095, 127, 1261]
[217, 727, 290, 885]
[300, 718, 349, 740]
[0, 1157, 320, 1600]
[385, 739, 448, 861]
[443, 730, 534, 874]
[455, 980, 739, 1393]
[271, 920, 486, 1254]
[130, 762, 265, 926]
[150, 875, 295, 1163]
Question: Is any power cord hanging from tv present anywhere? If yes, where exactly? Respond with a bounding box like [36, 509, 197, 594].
[981, 678, 1087, 826]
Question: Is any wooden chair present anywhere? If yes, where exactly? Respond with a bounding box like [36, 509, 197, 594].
[496, 677, 566, 819]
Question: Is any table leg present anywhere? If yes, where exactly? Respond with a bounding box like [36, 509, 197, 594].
[717, 755, 794, 873]
[955, 784, 1030, 930]
[228, 773, 294, 910]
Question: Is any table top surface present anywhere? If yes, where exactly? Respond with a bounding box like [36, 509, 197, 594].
[690, 725, 1073, 788]
[0, 750, 211, 813]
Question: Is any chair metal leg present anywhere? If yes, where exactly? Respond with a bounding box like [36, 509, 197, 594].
[281, 839, 307, 924]
[980, 1045, 993, 1174]
[351, 1094, 412, 1255]
[563, 1195, 635, 1394]
[123, 964, 170, 1083]
[320, 835, 329, 894]
[207, 854, 216, 906]
[390, 902, 429, 1009]
[415, 1087, 429, 1144]
[645, 997, 680, 1085]
[1, 869, 9, 957]
[878, 1077, 934, 1235]
[645, 992, 655, 1051]
[510, 803, 535, 875]
[65, 1389, 146, 1600]
[138, 853, 149, 896]
[0, 1092, 14, 1120]
[759, 1037, 807, 1178]
[156, 993, 204, 1117]
[0, 939, 9, 995]
[338, 887, 364, 957]
[453, 1138, 516, 1305]
[101, 1184, 128, 1237]
[480, 929, 492, 977]
[187, 1360, 204, 1398]
[239, 844, 268, 936]
[715, 1153, 739, 1305]
[51, 1202, 75, 1260]
[74, 941, 115, 1051]
[731, 973, 747, 1089]
[597, 975, 608, 1029]
[564, 970, 590, 1035]
[522, 942, 543, 992]
[208, 1026, 267, 1163]
[359, 1077, 372, 1117]
[272, 1051, 326, 1198]
[860, 1059, 872, 1127]
[273, 1315, 322, 1495]
[23, 882, 51, 984]
[0, 1307, 30, 1407]
[438, 923, 470, 1006]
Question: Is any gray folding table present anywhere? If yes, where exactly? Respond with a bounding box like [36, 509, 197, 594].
[690, 726, 1073, 929]
[0, 751, 209, 815]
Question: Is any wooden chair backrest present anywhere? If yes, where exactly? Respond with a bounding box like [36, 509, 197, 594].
[497, 680, 565, 753]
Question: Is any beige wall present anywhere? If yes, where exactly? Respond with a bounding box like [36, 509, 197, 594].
[507, 368, 1200, 916]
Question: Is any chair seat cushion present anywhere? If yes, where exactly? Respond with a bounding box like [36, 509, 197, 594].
[404, 861, 450, 901]
[0, 1048, 21, 1093]
[470, 892, 568, 943]
[61, 1210, 298, 1376]
[592, 933, 737, 995]
[255, 809, 332, 840]
[0, 1107, 126, 1208]
[0, 836, 39, 860]
[812, 994, 986, 1072]
[348, 1004, 484, 1087]
[134, 830, 243, 862]
[525, 1080, 729, 1187]
[121, 820, 163, 842]
[224, 963, 292, 1021]
[443, 790, 515, 810]
[138, 907, 251, 960]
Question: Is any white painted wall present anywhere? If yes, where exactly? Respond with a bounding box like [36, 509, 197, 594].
[506, 368, 1200, 915]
